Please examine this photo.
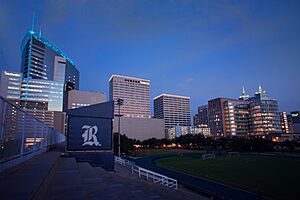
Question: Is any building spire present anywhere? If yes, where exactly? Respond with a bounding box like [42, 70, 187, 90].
[256, 83, 264, 94]
[30, 12, 35, 34]
[39, 26, 42, 38]
[239, 86, 249, 100]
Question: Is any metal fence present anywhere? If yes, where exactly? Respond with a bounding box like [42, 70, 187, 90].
[115, 156, 177, 189]
[131, 165, 178, 189]
[0, 96, 65, 172]
[115, 156, 136, 166]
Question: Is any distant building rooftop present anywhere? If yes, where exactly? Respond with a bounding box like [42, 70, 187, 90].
[109, 74, 150, 83]
[20, 31, 75, 66]
[154, 93, 190, 100]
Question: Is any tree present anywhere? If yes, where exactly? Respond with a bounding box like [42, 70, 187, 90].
[284, 140, 295, 152]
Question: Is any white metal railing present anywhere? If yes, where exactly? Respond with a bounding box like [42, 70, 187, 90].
[115, 156, 125, 165]
[114, 156, 177, 189]
[131, 165, 177, 189]
[114, 156, 135, 166]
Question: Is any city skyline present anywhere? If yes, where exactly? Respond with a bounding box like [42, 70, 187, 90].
[1, 1, 300, 115]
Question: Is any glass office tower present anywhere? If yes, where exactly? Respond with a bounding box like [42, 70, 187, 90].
[16, 29, 79, 130]
[19, 30, 79, 113]
[20, 31, 79, 88]
[248, 86, 281, 135]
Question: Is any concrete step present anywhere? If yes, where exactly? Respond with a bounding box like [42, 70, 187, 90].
[34, 156, 208, 200]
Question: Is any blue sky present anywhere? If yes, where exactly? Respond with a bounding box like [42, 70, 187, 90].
[0, 0, 300, 115]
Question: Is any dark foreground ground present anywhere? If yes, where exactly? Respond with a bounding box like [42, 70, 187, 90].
[0, 146, 206, 200]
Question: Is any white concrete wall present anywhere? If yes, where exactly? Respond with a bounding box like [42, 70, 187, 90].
[113, 116, 164, 141]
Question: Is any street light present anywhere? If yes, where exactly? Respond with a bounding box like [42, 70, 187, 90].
[116, 98, 124, 157]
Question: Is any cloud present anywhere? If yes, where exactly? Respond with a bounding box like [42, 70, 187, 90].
[179, 77, 194, 88]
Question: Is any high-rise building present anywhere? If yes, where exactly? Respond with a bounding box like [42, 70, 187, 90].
[223, 100, 249, 137]
[208, 97, 247, 138]
[280, 112, 289, 133]
[0, 70, 22, 105]
[248, 86, 281, 135]
[20, 30, 79, 88]
[208, 86, 281, 138]
[16, 28, 80, 132]
[287, 114, 294, 133]
[154, 94, 191, 129]
[239, 86, 250, 100]
[20, 29, 79, 111]
[191, 127, 211, 137]
[290, 111, 300, 133]
[193, 114, 200, 127]
[165, 125, 191, 140]
[198, 105, 209, 127]
[109, 75, 150, 118]
[67, 90, 106, 109]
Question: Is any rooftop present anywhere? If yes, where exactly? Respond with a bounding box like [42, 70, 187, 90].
[20, 31, 75, 66]
[109, 74, 150, 83]
[154, 93, 190, 100]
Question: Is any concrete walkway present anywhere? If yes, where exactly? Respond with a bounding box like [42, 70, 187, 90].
[0, 146, 62, 200]
[35, 157, 207, 200]
[0, 147, 206, 200]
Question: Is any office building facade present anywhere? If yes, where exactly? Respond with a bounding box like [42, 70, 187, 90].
[154, 94, 191, 129]
[193, 114, 200, 128]
[197, 105, 209, 127]
[208, 98, 227, 137]
[223, 100, 249, 137]
[280, 112, 290, 133]
[191, 127, 211, 137]
[5, 29, 81, 132]
[248, 86, 281, 135]
[208, 97, 248, 138]
[0, 70, 22, 105]
[20, 29, 79, 112]
[113, 116, 164, 141]
[207, 86, 281, 138]
[67, 90, 106, 109]
[290, 111, 300, 133]
[109, 75, 150, 118]
[165, 125, 191, 140]
[20, 31, 79, 88]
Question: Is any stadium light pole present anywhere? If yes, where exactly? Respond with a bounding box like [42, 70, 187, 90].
[116, 98, 124, 157]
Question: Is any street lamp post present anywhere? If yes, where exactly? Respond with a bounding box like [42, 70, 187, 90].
[116, 98, 124, 157]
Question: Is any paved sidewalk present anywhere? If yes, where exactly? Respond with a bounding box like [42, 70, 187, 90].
[0, 147, 207, 200]
[35, 157, 207, 200]
[0, 146, 62, 200]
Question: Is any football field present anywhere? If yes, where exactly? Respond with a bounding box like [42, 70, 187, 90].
[155, 155, 300, 200]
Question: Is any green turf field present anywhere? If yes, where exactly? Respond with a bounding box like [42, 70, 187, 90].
[155, 155, 300, 200]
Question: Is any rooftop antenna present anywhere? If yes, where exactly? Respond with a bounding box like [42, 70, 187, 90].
[30, 12, 35, 34]
[258, 81, 262, 90]
[39, 26, 42, 38]
[242, 86, 245, 95]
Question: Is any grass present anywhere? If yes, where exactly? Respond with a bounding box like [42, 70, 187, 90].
[155, 155, 300, 200]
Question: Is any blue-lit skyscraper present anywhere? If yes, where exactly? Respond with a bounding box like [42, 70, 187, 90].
[19, 29, 79, 113]
[20, 30, 79, 87]
[16, 28, 79, 129]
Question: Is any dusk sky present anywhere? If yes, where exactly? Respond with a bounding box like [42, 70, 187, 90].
[0, 0, 299, 115]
